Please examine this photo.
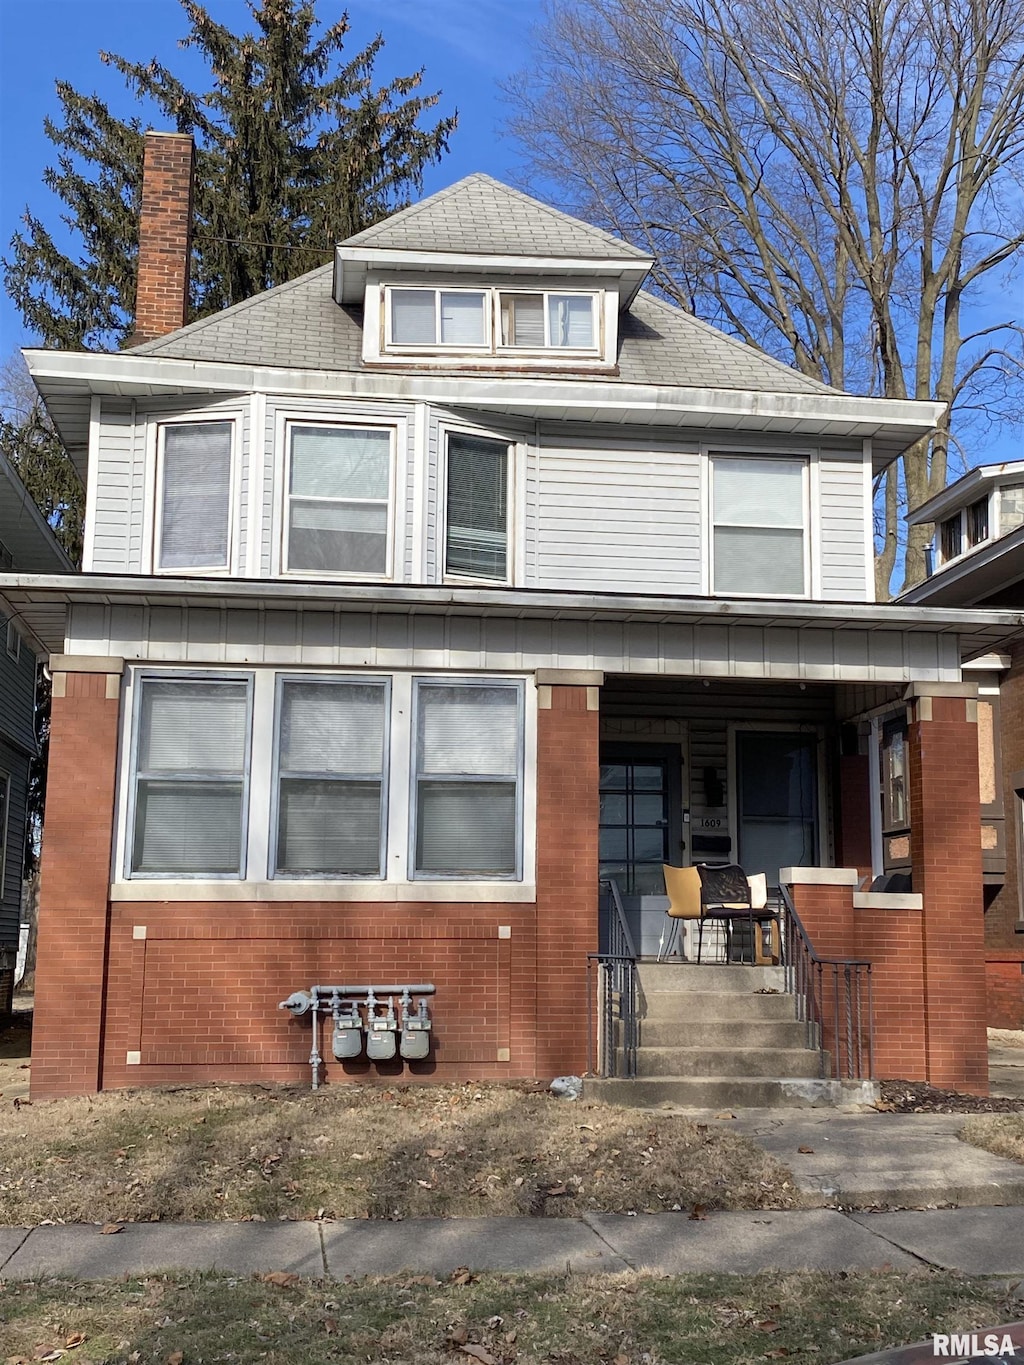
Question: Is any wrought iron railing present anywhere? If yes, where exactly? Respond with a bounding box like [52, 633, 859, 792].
[587, 877, 639, 1078]
[778, 883, 875, 1081]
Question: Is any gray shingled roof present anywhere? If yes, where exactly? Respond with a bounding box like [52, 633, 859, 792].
[342, 173, 652, 261]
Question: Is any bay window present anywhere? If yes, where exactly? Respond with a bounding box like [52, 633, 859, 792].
[285, 424, 392, 576]
[129, 676, 252, 877]
[413, 681, 523, 878]
[156, 421, 233, 571]
[712, 456, 807, 596]
[444, 432, 509, 581]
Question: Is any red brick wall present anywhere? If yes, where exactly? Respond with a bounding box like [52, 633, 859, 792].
[132, 131, 193, 343]
[908, 692, 989, 1094]
[986, 954, 1024, 1030]
[32, 673, 121, 1097]
[837, 755, 873, 881]
[33, 679, 600, 1097]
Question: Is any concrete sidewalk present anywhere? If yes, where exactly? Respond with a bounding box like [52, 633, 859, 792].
[3, 1206, 1024, 1280]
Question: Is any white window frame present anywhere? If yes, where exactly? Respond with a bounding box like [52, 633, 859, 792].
[112, 666, 537, 901]
[269, 673, 392, 880]
[439, 424, 515, 587]
[123, 670, 255, 881]
[705, 450, 813, 600]
[5, 619, 21, 663]
[408, 676, 526, 883]
[151, 415, 240, 576]
[278, 417, 399, 582]
[381, 285, 602, 359]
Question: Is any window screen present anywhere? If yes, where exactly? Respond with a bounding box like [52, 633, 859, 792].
[274, 678, 388, 876]
[713, 457, 806, 595]
[131, 677, 250, 876]
[445, 433, 508, 580]
[413, 682, 522, 876]
[287, 426, 391, 575]
[158, 422, 233, 569]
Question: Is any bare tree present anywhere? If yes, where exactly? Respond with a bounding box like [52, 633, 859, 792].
[507, 0, 1024, 594]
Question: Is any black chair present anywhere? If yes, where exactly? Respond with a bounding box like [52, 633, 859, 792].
[695, 862, 777, 964]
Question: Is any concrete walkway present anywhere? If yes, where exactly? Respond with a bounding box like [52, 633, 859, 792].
[3, 1206, 1024, 1279]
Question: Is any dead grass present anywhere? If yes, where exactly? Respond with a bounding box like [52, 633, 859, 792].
[0, 1082, 807, 1225]
[961, 1111, 1024, 1164]
[3, 1267, 1021, 1365]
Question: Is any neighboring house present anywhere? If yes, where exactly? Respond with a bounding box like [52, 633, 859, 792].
[2, 131, 1019, 1100]
[0, 449, 73, 1011]
[900, 463, 1024, 1029]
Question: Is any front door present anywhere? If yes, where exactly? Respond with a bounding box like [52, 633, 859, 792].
[598, 743, 684, 896]
[735, 729, 820, 885]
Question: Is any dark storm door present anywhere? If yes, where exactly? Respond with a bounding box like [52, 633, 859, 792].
[598, 743, 684, 896]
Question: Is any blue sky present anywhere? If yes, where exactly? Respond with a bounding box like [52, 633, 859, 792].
[0, 0, 540, 354]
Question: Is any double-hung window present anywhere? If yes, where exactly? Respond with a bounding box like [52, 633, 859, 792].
[390, 289, 488, 347]
[273, 677, 389, 877]
[711, 456, 807, 596]
[156, 421, 234, 571]
[129, 675, 252, 877]
[285, 424, 392, 576]
[499, 292, 595, 349]
[412, 680, 523, 878]
[444, 432, 510, 582]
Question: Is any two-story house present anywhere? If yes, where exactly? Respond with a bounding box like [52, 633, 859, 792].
[0, 450, 73, 1012]
[4, 132, 1019, 1100]
[900, 463, 1024, 1031]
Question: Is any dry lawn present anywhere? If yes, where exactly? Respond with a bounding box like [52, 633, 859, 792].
[0, 1083, 805, 1225]
[4, 1268, 1022, 1365]
[961, 1111, 1024, 1164]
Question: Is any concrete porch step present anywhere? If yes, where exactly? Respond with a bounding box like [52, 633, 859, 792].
[640, 990, 796, 1022]
[584, 1075, 865, 1109]
[635, 1045, 827, 1079]
[634, 1018, 813, 1050]
[637, 963, 785, 994]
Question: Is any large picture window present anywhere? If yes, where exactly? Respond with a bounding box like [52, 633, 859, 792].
[156, 421, 233, 571]
[273, 677, 388, 877]
[445, 432, 509, 581]
[129, 676, 251, 877]
[712, 456, 807, 596]
[412, 680, 523, 878]
[285, 425, 392, 576]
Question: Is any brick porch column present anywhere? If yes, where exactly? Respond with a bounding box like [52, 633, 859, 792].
[32, 657, 124, 1098]
[533, 670, 600, 1077]
[906, 682, 989, 1094]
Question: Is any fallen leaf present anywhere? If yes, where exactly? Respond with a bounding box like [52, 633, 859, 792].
[689, 1203, 708, 1221]
[100, 1223, 123, 1236]
[259, 1270, 299, 1289]
[459, 1347, 498, 1365]
[614, 1356, 629, 1365]
[756, 1319, 782, 1332]
[450, 1266, 476, 1285]
[447, 1327, 469, 1346]
[322, 1319, 338, 1335]
[797, 1146, 815, 1155]
[166, 1353, 184, 1365]
[63, 1338, 86, 1351]
[546, 1184, 569, 1197]
[713, 1110, 736, 1120]
[416, 1180, 433, 1189]
[425, 1148, 445, 1159]
[33, 1351, 64, 1364]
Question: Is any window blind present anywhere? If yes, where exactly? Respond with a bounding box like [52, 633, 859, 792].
[287, 427, 390, 575]
[159, 422, 232, 569]
[446, 434, 508, 580]
[500, 293, 545, 347]
[548, 295, 594, 348]
[714, 458, 803, 527]
[713, 457, 806, 595]
[391, 289, 436, 344]
[275, 679, 387, 876]
[413, 683, 520, 876]
[440, 292, 487, 345]
[131, 678, 250, 876]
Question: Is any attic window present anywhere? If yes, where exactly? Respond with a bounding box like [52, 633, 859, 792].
[383, 286, 599, 356]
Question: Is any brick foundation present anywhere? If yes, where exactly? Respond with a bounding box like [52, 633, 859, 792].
[32, 678, 599, 1098]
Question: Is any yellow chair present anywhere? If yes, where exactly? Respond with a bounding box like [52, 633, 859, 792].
[658, 864, 703, 960]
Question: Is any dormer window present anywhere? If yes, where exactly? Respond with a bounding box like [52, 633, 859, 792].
[382, 286, 600, 358]
[940, 495, 992, 565]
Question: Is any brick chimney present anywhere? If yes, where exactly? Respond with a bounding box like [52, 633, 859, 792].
[128, 131, 195, 345]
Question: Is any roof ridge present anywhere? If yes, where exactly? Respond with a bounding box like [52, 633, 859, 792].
[635, 289, 839, 394]
[130, 262, 334, 354]
[341, 176, 491, 246]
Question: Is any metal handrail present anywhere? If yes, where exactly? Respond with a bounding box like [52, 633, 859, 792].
[601, 875, 639, 961]
[587, 878, 640, 1079]
[778, 883, 875, 1081]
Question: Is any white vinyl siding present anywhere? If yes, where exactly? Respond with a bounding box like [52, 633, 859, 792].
[273, 677, 389, 877]
[156, 422, 233, 571]
[129, 675, 252, 878]
[412, 680, 523, 878]
[712, 456, 807, 597]
[819, 453, 871, 601]
[535, 441, 702, 592]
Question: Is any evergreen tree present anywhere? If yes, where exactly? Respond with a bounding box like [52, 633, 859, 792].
[4, 0, 457, 351]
